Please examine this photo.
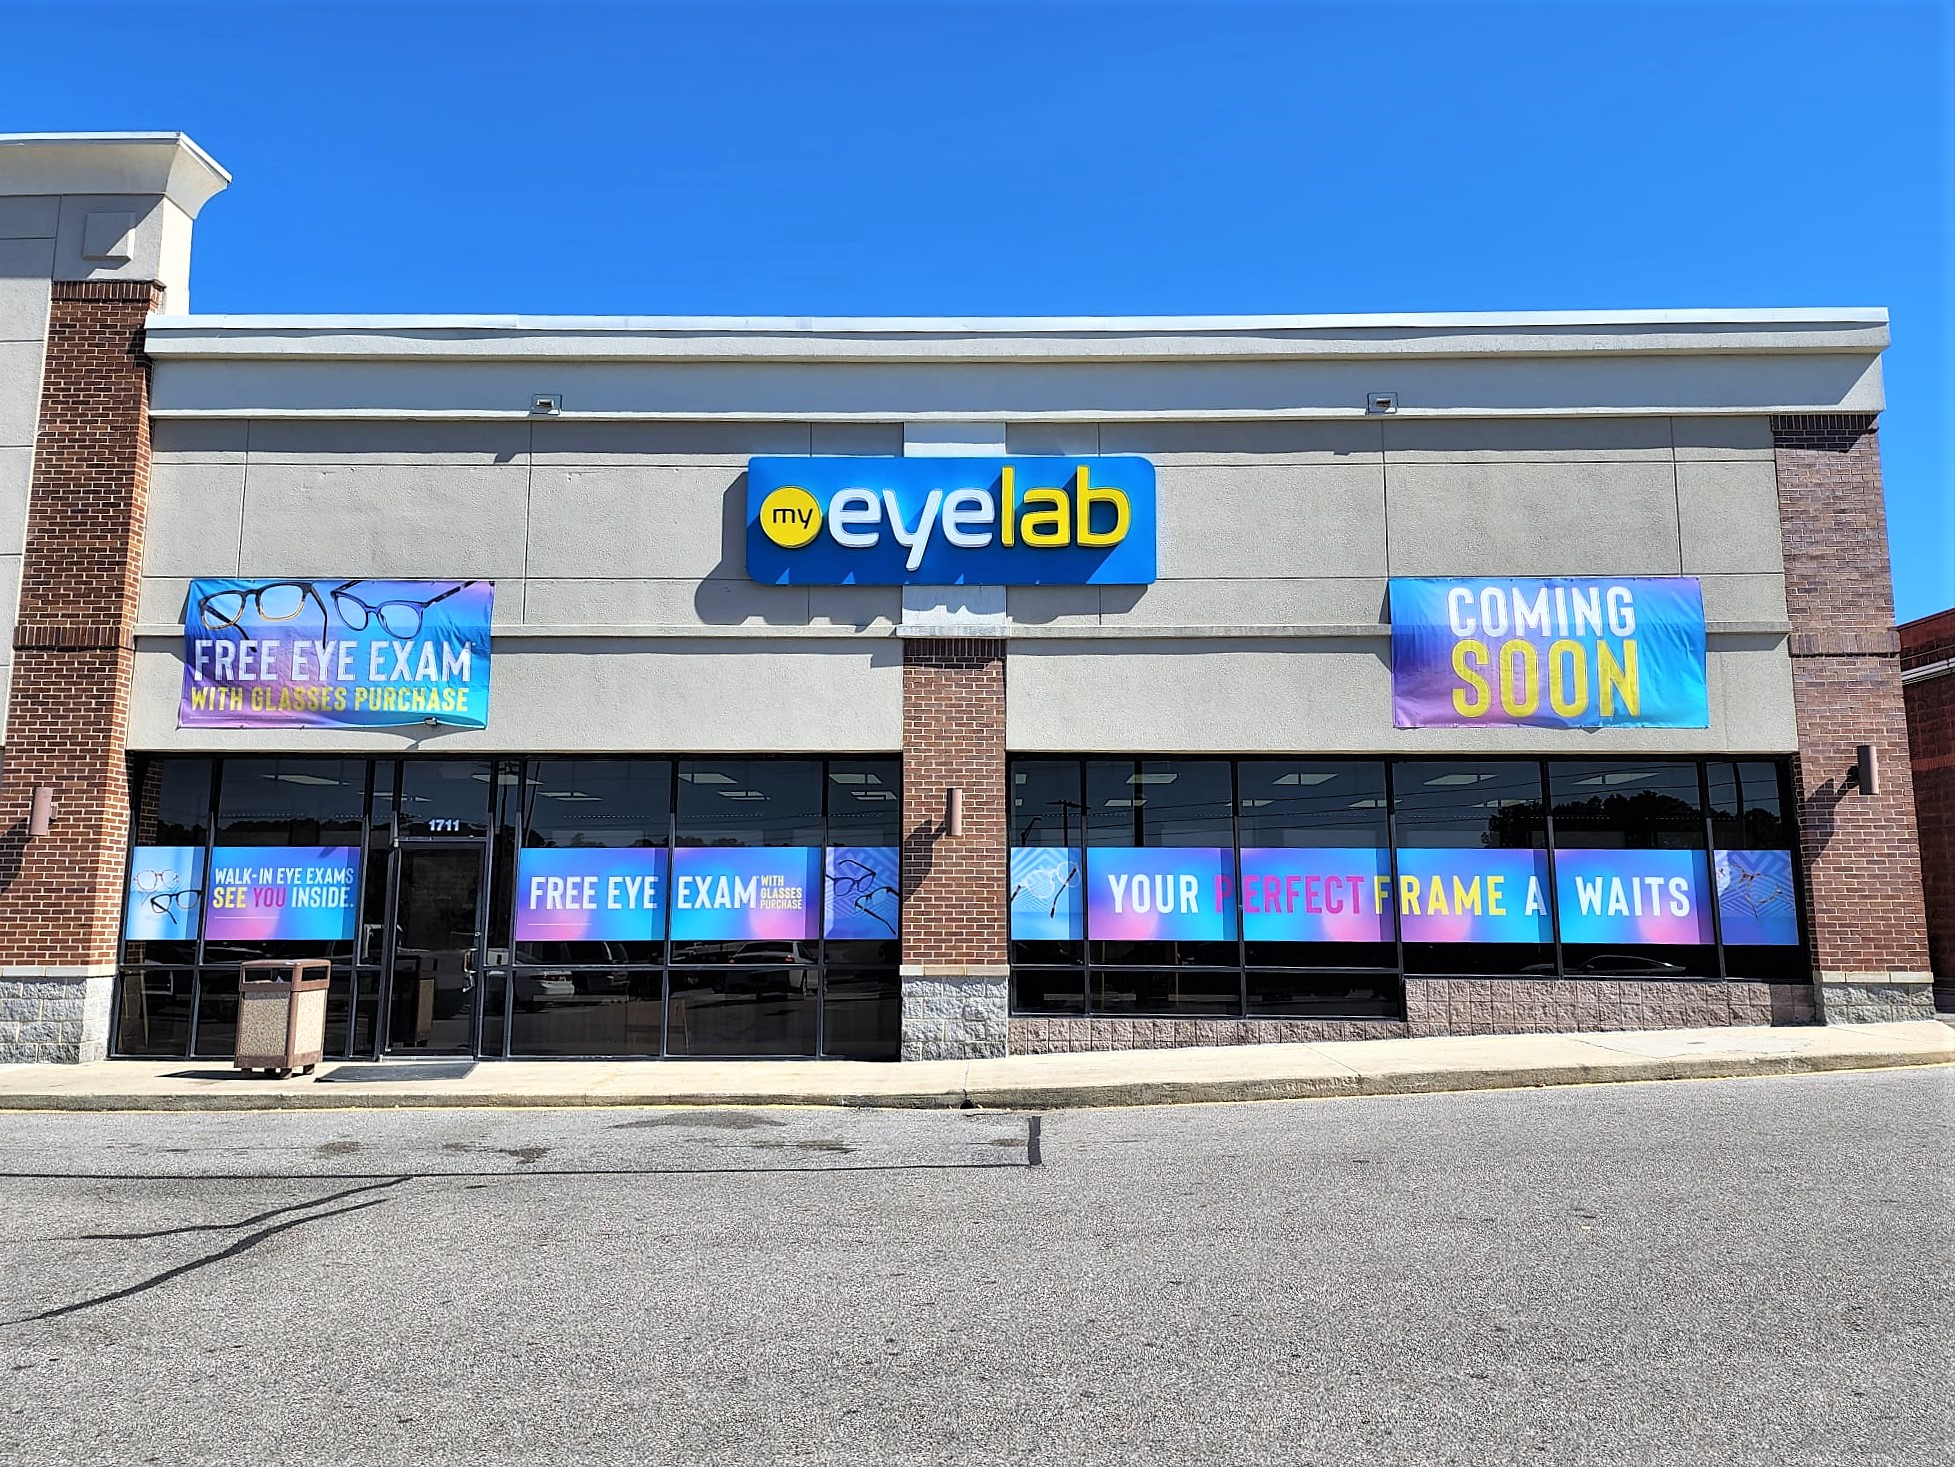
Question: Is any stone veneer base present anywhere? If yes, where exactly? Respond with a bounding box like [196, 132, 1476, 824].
[1007, 979, 1825, 1052]
[900, 967, 1009, 1061]
[0, 969, 114, 1063]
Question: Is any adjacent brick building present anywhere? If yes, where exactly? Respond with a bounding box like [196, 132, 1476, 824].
[0, 132, 1937, 1065]
[1900, 606, 1955, 1012]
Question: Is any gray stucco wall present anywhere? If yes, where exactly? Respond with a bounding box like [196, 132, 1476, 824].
[131, 413, 1793, 756]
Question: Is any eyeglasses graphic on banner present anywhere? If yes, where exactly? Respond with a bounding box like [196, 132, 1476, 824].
[1008, 846, 1083, 940]
[124, 846, 206, 942]
[182, 577, 495, 731]
[825, 848, 901, 939]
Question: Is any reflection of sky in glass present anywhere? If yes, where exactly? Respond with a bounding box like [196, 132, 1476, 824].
[1715, 849, 1800, 945]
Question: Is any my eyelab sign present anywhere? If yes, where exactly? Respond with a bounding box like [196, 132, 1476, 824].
[1391, 577, 1709, 729]
[746, 456, 1157, 584]
[180, 578, 494, 729]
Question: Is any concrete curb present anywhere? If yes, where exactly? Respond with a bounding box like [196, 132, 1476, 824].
[0, 1026, 1947, 1112]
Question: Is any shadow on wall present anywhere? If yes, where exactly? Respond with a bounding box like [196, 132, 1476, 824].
[0, 820, 25, 895]
[692, 473, 815, 628]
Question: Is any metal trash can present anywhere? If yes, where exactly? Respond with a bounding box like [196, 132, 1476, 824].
[234, 958, 331, 1077]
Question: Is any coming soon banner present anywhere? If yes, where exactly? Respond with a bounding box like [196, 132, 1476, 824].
[180, 578, 493, 729]
[1391, 577, 1708, 729]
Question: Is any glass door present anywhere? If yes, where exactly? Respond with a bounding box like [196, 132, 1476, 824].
[382, 844, 486, 1054]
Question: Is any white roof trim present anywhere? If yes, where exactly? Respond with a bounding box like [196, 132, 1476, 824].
[147, 307, 1887, 334]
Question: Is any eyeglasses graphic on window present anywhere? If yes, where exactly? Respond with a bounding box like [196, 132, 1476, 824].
[131, 870, 202, 928]
[197, 581, 331, 633]
[329, 580, 479, 640]
[1009, 860, 1079, 920]
[829, 858, 900, 936]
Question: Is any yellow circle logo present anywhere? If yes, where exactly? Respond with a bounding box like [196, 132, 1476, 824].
[758, 486, 823, 548]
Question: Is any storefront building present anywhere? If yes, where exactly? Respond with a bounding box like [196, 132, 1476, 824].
[0, 134, 1937, 1064]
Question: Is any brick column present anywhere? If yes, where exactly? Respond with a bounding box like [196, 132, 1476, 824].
[0, 280, 158, 1062]
[1773, 414, 1934, 1022]
[1899, 609, 1955, 1010]
[899, 637, 1008, 1059]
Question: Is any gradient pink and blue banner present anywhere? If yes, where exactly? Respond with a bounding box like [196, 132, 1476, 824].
[1238, 847, 1393, 943]
[1395, 848, 1552, 943]
[825, 847, 901, 939]
[515, 847, 667, 942]
[181, 578, 493, 730]
[1009, 846, 1082, 941]
[1391, 577, 1708, 729]
[1554, 849, 1714, 945]
[670, 847, 822, 941]
[1714, 849, 1800, 946]
[204, 845, 360, 942]
[1085, 847, 1236, 942]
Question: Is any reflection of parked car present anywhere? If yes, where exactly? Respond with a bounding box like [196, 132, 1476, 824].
[1523, 953, 1690, 978]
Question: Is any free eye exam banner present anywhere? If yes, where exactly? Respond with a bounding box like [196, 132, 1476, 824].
[1394, 848, 1553, 944]
[1238, 848, 1393, 943]
[203, 846, 361, 942]
[123, 845, 206, 943]
[1085, 848, 1237, 942]
[669, 847, 823, 941]
[825, 847, 901, 939]
[1554, 849, 1715, 945]
[1390, 577, 1708, 729]
[515, 848, 668, 943]
[180, 578, 494, 730]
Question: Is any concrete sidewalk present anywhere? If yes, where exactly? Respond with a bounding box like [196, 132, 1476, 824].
[0, 1020, 1948, 1111]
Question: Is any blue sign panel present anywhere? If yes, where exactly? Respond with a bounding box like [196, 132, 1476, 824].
[746, 456, 1156, 585]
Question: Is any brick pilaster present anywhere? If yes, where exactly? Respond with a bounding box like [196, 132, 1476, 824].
[898, 637, 1008, 1058]
[1772, 414, 1933, 1019]
[0, 279, 158, 968]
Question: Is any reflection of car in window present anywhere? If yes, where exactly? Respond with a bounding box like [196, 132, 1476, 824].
[1521, 954, 1690, 977]
[1575, 954, 1689, 977]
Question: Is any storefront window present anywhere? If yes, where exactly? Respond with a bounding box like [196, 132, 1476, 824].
[1395, 761, 1554, 978]
[1708, 760, 1805, 980]
[1010, 760, 1086, 1003]
[1086, 759, 1237, 994]
[1550, 763, 1716, 979]
[1237, 760, 1395, 981]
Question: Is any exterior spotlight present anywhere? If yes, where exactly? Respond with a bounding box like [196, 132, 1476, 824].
[1854, 744, 1880, 795]
[27, 785, 55, 838]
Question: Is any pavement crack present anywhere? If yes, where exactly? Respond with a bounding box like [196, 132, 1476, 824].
[61, 1180, 405, 1242]
[7, 1186, 403, 1326]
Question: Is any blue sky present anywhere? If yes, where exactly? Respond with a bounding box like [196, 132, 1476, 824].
[5, 0, 1950, 617]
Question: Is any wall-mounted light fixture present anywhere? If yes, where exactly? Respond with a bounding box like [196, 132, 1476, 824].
[1854, 744, 1881, 796]
[27, 785, 55, 838]
[946, 787, 964, 839]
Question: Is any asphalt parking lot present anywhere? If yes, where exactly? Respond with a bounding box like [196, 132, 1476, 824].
[2, 1068, 1950, 1466]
